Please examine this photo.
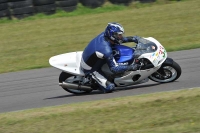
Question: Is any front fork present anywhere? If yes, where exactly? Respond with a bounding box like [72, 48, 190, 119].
[154, 58, 174, 79]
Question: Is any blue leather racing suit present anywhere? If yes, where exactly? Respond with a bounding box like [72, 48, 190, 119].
[80, 32, 140, 92]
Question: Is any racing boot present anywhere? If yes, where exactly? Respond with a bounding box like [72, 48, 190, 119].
[92, 71, 115, 93]
[104, 81, 115, 93]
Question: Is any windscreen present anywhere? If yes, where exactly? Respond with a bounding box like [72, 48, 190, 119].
[134, 38, 157, 58]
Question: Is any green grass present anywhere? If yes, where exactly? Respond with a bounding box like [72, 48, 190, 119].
[0, 88, 199, 133]
[0, 0, 188, 23]
[0, 0, 200, 73]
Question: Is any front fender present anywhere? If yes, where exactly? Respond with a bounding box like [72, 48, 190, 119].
[163, 58, 174, 66]
[156, 58, 174, 75]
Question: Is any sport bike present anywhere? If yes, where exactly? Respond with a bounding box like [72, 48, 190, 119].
[49, 37, 182, 94]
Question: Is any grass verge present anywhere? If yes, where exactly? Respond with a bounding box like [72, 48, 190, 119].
[0, 0, 200, 73]
[0, 0, 187, 23]
[0, 88, 199, 133]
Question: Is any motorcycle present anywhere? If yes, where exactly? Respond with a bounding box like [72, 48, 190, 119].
[49, 37, 182, 94]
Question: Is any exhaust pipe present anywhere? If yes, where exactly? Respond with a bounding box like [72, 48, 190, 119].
[59, 82, 153, 92]
[59, 82, 92, 91]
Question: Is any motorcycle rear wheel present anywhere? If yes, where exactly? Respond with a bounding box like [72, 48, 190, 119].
[59, 72, 93, 94]
[149, 61, 181, 83]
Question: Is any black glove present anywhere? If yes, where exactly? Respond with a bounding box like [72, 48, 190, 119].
[128, 64, 141, 71]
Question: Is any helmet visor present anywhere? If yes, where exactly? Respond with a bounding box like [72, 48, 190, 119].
[114, 32, 124, 43]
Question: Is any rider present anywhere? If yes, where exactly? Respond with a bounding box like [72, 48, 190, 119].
[80, 22, 141, 93]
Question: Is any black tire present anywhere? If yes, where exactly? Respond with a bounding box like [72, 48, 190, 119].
[59, 72, 93, 94]
[34, 4, 56, 14]
[13, 12, 33, 19]
[139, 0, 156, 3]
[56, 0, 77, 7]
[79, 0, 105, 8]
[40, 10, 55, 15]
[8, 0, 25, 2]
[33, 0, 55, 6]
[0, 3, 8, 10]
[8, 0, 32, 9]
[0, 9, 10, 18]
[149, 61, 182, 83]
[108, 0, 132, 5]
[11, 6, 34, 15]
[0, 0, 7, 4]
[57, 6, 76, 12]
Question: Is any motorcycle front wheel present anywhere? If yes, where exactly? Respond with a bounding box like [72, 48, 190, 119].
[149, 61, 181, 83]
[59, 72, 93, 94]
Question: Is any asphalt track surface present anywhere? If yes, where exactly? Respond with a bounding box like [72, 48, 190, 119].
[0, 48, 200, 113]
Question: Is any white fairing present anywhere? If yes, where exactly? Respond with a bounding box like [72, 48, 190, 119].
[142, 37, 167, 67]
[101, 61, 160, 86]
[108, 37, 167, 86]
[49, 51, 84, 76]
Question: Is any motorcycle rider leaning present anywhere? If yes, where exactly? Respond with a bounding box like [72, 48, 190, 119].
[80, 22, 141, 93]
